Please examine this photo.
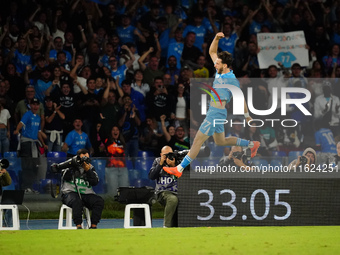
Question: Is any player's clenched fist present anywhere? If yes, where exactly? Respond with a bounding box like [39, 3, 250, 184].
[215, 32, 225, 40]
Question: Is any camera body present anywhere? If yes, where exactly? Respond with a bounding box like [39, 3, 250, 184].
[165, 146, 210, 162]
[300, 155, 308, 165]
[166, 150, 188, 162]
[223, 148, 252, 166]
[232, 151, 244, 160]
[51, 155, 91, 173]
[0, 158, 9, 169]
[119, 49, 128, 56]
[235, 148, 252, 165]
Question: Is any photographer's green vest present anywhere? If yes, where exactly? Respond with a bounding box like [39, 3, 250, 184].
[61, 169, 96, 195]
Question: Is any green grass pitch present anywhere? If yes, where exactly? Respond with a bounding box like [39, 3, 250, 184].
[1, 226, 339, 255]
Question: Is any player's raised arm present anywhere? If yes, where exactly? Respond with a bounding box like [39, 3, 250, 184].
[209, 32, 224, 63]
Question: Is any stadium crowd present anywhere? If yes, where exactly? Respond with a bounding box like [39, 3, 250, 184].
[0, 0, 340, 193]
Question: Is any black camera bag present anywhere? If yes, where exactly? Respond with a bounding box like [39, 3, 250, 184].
[115, 186, 155, 204]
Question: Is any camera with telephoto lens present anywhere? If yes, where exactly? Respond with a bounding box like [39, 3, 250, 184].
[300, 155, 308, 165]
[51, 155, 91, 173]
[119, 49, 128, 55]
[224, 148, 252, 166]
[0, 159, 9, 169]
[166, 146, 210, 161]
[232, 151, 244, 160]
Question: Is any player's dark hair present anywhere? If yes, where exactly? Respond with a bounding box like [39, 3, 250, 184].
[217, 51, 233, 67]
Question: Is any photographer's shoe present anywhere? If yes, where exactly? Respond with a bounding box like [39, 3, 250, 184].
[250, 141, 260, 158]
[163, 166, 183, 178]
[76, 225, 83, 229]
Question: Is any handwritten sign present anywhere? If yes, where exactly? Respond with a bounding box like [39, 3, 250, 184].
[257, 31, 308, 69]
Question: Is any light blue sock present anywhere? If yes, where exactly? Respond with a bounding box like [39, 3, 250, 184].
[236, 138, 249, 147]
[180, 155, 193, 169]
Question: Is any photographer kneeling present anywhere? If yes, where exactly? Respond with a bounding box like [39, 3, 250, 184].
[149, 146, 182, 228]
[288, 148, 317, 171]
[60, 149, 104, 229]
[219, 146, 255, 171]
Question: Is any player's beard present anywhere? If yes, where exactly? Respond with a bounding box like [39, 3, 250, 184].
[216, 66, 223, 74]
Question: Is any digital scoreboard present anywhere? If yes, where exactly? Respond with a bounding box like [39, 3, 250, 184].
[178, 171, 340, 226]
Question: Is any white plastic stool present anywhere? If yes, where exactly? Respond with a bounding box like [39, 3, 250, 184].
[0, 205, 20, 230]
[124, 204, 151, 228]
[58, 204, 91, 229]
